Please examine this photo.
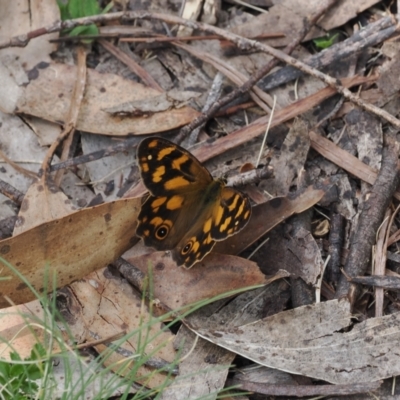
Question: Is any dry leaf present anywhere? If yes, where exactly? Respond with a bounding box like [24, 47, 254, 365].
[232, 0, 379, 46]
[162, 277, 290, 399]
[104, 89, 201, 115]
[63, 267, 177, 389]
[263, 118, 310, 197]
[159, 326, 232, 400]
[215, 180, 332, 255]
[124, 251, 266, 310]
[0, 111, 48, 219]
[0, 300, 47, 359]
[1, 62, 199, 136]
[192, 299, 400, 384]
[0, 0, 59, 69]
[284, 226, 324, 285]
[0, 198, 141, 308]
[13, 180, 76, 235]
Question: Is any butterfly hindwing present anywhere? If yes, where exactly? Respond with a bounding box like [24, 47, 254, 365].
[170, 187, 251, 268]
[210, 187, 252, 240]
[171, 233, 216, 268]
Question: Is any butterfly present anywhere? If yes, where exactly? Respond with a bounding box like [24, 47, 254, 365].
[136, 137, 252, 268]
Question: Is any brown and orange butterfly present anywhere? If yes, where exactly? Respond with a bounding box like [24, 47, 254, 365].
[136, 137, 251, 268]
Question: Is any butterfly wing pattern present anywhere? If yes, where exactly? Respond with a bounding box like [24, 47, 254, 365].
[136, 137, 251, 268]
[172, 185, 251, 267]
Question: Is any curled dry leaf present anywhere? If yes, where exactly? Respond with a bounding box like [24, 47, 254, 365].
[284, 226, 324, 285]
[0, 198, 141, 308]
[263, 118, 310, 197]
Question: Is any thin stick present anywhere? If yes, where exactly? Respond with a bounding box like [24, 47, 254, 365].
[256, 95, 276, 167]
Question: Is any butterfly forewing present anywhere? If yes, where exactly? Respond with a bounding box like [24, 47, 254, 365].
[136, 190, 204, 251]
[137, 137, 212, 196]
[136, 137, 214, 251]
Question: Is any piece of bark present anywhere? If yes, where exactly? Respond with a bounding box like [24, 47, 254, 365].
[327, 212, 345, 286]
[287, 210, 315, 308]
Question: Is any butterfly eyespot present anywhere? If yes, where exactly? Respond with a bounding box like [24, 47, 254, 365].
[156, 225, 169, 239]
[182, 242, 193, 255]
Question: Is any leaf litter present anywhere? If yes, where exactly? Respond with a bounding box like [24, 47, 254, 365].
[1, 0, 400, 398]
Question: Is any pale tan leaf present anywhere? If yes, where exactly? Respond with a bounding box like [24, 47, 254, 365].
[0, 300, 46, 359]
[13, 180, 76, 235]
[0, 0, 59, 69]
[13, 63, 200, 136]
[64, 268, 177, 389]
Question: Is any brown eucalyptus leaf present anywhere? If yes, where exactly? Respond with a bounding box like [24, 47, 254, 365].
[0, 198, 141, 308]
[124, 251, 266, 310]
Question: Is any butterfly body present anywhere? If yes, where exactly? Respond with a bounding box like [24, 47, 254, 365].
[136, 137, 251, 268]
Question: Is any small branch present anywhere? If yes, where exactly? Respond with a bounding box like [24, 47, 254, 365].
[327, 212, 345, 286]
[0, 179, 25, 205]
[374, 209, 391, 317]
[350, 275, 400, 290]
[335, 134, 400, 304]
